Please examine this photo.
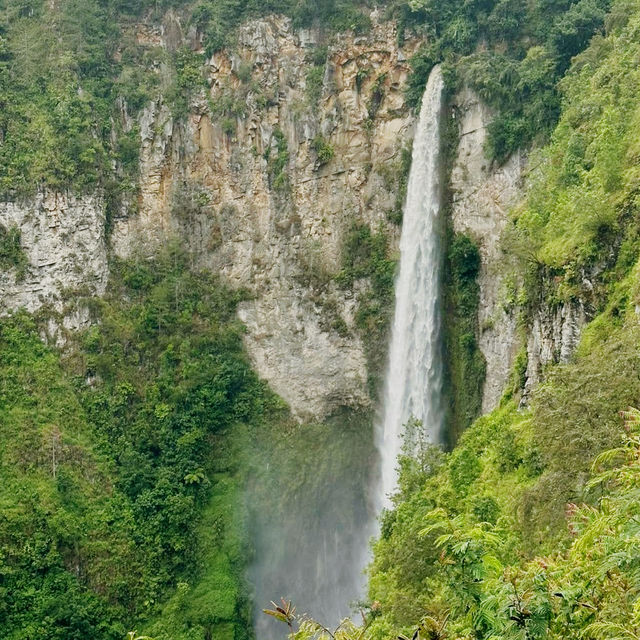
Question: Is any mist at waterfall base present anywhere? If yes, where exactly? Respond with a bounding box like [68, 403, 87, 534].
[248, 410, 378, 638]
[247, 66, 446, 638]
[377, 65, 446, 509]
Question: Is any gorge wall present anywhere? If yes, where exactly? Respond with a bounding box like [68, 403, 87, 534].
[111, 13, 422, 420]
[450, 89, 588, 412]
[0, 10, 587, 426]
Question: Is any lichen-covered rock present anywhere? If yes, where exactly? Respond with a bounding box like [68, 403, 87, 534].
[522, 301, 587, 401]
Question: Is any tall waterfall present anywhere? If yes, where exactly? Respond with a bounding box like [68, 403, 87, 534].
[378, 65, 446, 509]
[251, 67, 447, 639]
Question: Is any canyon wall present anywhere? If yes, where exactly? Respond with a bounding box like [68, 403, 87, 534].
[450, 89, 587, 411]
[0, 10, 587, 420]
[111, 13, 421, 419]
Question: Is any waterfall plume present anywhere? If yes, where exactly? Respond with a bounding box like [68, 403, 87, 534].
[250, 66, 447, 639]
[377, 65, 446, 509]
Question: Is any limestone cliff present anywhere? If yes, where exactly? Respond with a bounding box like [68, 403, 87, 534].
[0, 192, 108, 339]
[112, 13, 420, 419]
[450, 89, 587, 411]
[0, 10, 588, 422]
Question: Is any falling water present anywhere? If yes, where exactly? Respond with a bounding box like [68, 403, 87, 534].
[250, 66, 446, 638]
[378, 65, 446, 509]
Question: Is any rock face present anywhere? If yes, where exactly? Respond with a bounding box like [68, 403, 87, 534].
[0, 13, 586, 420]
[0, 192, 108, 324]
[522, 301, 587, 399]
[450, 89, 588, 411]
[450, 89, 526, 412]
[112, 14, 420, 419]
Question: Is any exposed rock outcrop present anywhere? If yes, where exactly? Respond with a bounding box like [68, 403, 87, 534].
[450, 89, 526, 412]
[112, 14, 420, 419]
[522, 300, 587, 399]
[0, 192, 108, 321]
[450, 89, 588, 411]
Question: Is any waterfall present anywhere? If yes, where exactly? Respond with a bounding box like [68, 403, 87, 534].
[378, 65, 446, 509]
[250, 67, 446, 639]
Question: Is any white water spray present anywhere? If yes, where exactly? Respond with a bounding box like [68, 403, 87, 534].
[377, 65, 446, 509]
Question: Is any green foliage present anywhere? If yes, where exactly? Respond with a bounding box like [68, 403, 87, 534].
[266, 127, 290, 193]
[0, 0, 114, 195]
[0, 245, 279, 638]
[507, 0, 640, 302]
[443, 233, 486, 443]
[364, 367, 640, 639]
[376, 144, 412, 225]
[80, 246, 275, 637]
[311, 136, 334, 166]
[291, 0, 372, 33]
[0, 312, 127, 639]
[336, 223, 397, 396]
[392, 0, 609, 161]
[0, 223, 28, 278]
[166, 47, 205, 118]
[191, 0, 371, 54]
[305, 64, 325, 109]
[367, 406, 640, 640]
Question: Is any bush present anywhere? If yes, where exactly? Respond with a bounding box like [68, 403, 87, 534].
[399, 0, 610, 160]
[0, 224, 28, 278]
[311, 136, 334, 165]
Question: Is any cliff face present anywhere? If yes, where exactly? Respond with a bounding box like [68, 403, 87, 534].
[0, 11, 587, 421]
[111, 13, 420, 419]
[0, 192, 108, 339]
[450, 89, 587, 411]
[450, 88, 525, 412]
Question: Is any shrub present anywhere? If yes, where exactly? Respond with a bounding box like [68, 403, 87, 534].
[0, 224, 28, 279]
[311, 136, 334, 166]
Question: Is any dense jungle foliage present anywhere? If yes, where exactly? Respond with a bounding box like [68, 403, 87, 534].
[0, 246, 287, 639]
[0, 241, 377, 640]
